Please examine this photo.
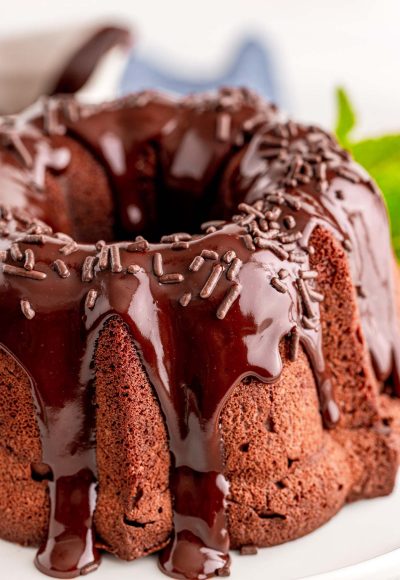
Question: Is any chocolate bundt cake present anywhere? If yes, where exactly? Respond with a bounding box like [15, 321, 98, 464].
[0, 88, 399, 579]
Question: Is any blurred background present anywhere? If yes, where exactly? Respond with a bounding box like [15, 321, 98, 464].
[1, 0, 400, 137]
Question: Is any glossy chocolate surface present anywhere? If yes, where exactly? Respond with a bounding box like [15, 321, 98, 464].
[0, 89, 399, 579]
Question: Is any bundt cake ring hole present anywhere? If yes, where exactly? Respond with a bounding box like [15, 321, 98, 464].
[56, 121, 244, 247]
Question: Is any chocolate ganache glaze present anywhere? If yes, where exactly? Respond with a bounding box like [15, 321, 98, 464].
[0, 88, 399, 579]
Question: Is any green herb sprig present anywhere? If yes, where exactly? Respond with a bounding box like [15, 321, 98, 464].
[334, 88, 400, 258]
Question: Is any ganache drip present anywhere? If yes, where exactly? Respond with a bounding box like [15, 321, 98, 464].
[0, 88, 399, 579]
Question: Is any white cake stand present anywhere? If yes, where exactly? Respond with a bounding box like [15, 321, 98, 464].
[2, 477, 400, 580]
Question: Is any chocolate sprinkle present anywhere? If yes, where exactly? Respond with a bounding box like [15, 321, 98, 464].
[297, 279, 314, 318]
[98, 245, 109, 270]
[241, 234, 256, 251]
[289, 251, 307, 264]
[284, 195, 302, 211]
[278, 268, 289, 279]
[357, 285, 367, 298]
[21, 234, 45, 244]
[80, 562, 100, 576]
[189, 256, 205, 272]
[239, 545, 258, 556]
[226, 258, 242, 281]
[82, 256, 96, 283]
[222, 250, 236, 264]
[85, 289, 98, 310]
[216, 283, 241, 319]
[52, 259, 70, 279]
[282, 242, 297, 251]
[259, 147, 282, 159]
[337, 166, 361, 183]
[235, 131, 245, 146]
[172, 241, 189, 251]
[308, 288, 324, 303]
[179, 292, 192, 307]
[110, 245, 122, 273]
[10, 243, 23, 261]
[153, 253, 164, 277]
[127, 240, 149, 252]
[239, 214, 255, 227]
[201, 220, 226, 231]
[289, 326, 300, 361]
[59, 241, 78, 256]
[215, 565, 230, 577]
[200, 264, 223, 298]
[127, 264, 140, 275]
[299, 270, 318, 280]
[0, 206, 12, 221]
[159, 273, 184, 284]
[343, 239, 353, 252]
[335, 189, 345, 200]
[238, 202, 264, 219]
[256, 229, 279, 241]
[201, 249, 219, 261]
[260, 135, 288, 148]
[3, 263, 46, 280]
[243, 112, 270, 133]
[271, 277, 287, 293]
[216, 112, 231, 142]
[23, 249, 35, 271]
[284, 215, 296, 230]
[161, 233, 191, 243]
[269, 221, 280, 230]
[254, 239, 289, 260]
[279, 231, 303, 244]
[265, 207, 282, 221]
[20, 299, 35, 320]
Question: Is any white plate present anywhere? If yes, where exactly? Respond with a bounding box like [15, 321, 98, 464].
[2, 477, 400, 580]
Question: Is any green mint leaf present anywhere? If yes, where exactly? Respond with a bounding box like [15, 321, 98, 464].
[351, 136, 400, 260]
[334, 88, 400, 259]
[335, 87, 357, 147]
[351, 134, 400, 169]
